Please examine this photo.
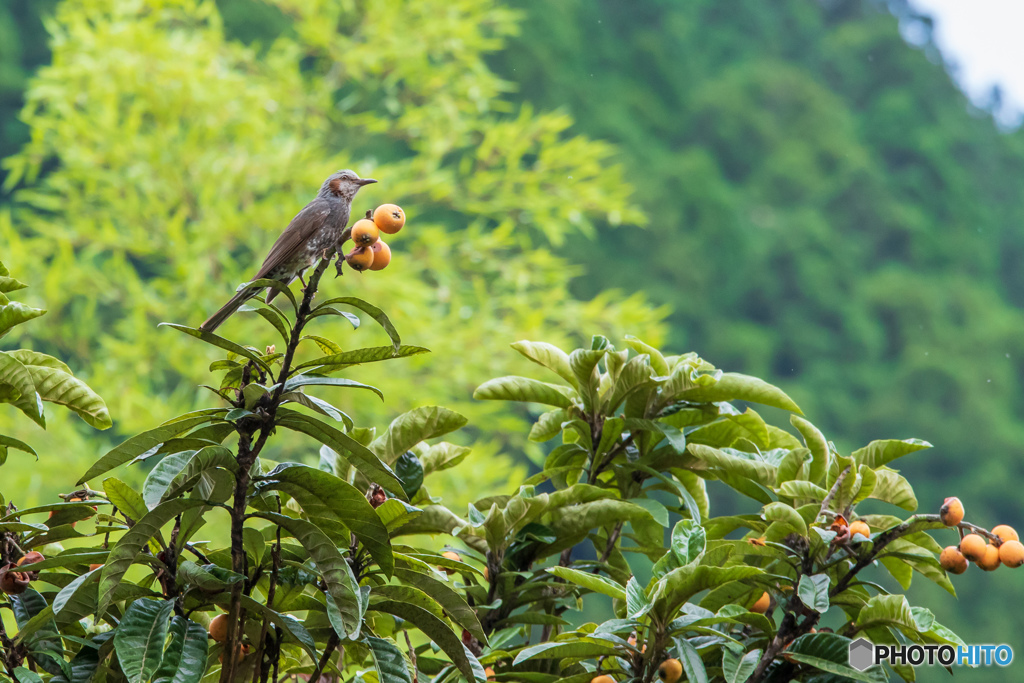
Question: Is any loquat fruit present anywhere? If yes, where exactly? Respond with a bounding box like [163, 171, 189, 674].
[484, 667, 496, 681]
[209, 614, 230, 643]
[993, 525, 1019, 543]
[750, 591, 771, 614]
[351, 218, 380, 248]
[658, 658, 682, 683]
[89, 564, 103, 571]
[940, 497, 964, 526]
[849, 521, 871, 539]
[977, 543, 1001, 571]
[939, 546, 968, 574]
[748, 536, 766, 546]
[16, 551, 45, 580]
[999, 540, 1024, 568]
[345, 246, 374, 272]
[373, 204, 406, 234]
[219, 643, 249, 664]
[368, 239, 392, 271]
[0, 565, 30, 595]
[959, 533, 987, 562]
[591, 677, 615, 683]
[440, 550, 461, 575]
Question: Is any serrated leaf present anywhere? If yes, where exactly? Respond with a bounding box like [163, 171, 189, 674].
[290, 345, 429, 373]
[313, 297, 400, 349]
[370, 599, 486, 681]
[0, 302, 46, 338]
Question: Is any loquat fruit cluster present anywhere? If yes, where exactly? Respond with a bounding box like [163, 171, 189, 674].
[342, 204, 405, 273]
[935, 497, 1024, 574]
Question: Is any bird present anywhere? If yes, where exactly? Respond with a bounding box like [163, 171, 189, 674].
[200, 170, 376, 332]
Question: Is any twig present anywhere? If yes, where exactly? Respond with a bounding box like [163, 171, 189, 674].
[308, 632, 340, 683]
[404, 631, 418, 683]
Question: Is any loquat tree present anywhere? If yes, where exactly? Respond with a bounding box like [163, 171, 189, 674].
[0, 235, 1010, 682]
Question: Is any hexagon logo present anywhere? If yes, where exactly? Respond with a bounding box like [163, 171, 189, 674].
[849, 638, 875, 671]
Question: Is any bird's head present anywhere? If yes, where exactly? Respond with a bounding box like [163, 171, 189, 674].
[320, 169, 377, 200]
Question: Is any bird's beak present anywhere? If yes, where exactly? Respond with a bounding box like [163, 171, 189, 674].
[356, 178, 378, 186]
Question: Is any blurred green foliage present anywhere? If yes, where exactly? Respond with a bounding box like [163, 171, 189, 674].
[0, 0, 663, 507]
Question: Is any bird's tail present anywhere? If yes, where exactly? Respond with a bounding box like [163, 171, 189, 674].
[200, 287, 258, 333]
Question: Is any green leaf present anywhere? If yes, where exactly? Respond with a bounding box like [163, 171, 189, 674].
[790, 415, 828, 484]
[624, 335, 670, 376]
[569, 348, 604, 412]
[0, 275, 27, 293]
[676, 373, 803, 414]
[762, 502, 807, 536]
[141, 452, 198, 510]
[603, 354, 656, 412]
[855, 595, 920, 633]
[237, 594, 318, 662]
[364, 636, 412, 683]
[393, 567, 486, 642]
[687, 444, 777, 487]
[313, 297, 401, 350]
[258, 463, 393, 577]
[243, 278, 299, 313]
[158, 323, 274, 374]
[851, 439, 932, 469]
[11, 589, 67, 677]
[626, 576, 653, 618]
[776, 480, 827, 502]
[275, 409, 406, 499]
[152, 616, 209, 683]
[512, 640, 620, 665]
[0, 435, 36, 457]
[18, 363, 111, 429]
[254, 512, 361, 636]
[104, 477, 152, 522]
[509, 340, 577, 387]
[797, 574, 830, 613]
[282, 375, 383, 401]
[420, 442, 472, 475]
[99, 499, 206, 615]
[0, 302, 46, 338]
[670, 519, 706, 565]
[673, 638, 708, 683]
[473, 376, 576, 408]
[370, 406, 468, 464]
[652, 565, 763, 620]
[545, 567, 626, 600]
[395, 452, 424, 498]
[867, 468, 918, 511]
[114, 598, 175, 683]
[163, 446, 238, 502]
[0, 353, 38, 412]
[722, 647, 760, 683]
[77, 414, 222, 485]
[290, 345, 429, 373]
[784, 633, 886, 682]
[370, 599, 485, 682]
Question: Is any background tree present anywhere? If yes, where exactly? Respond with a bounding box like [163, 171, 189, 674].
[0, 0, 664, 509]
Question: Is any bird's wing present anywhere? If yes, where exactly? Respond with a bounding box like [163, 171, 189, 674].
[253, 199, 332, 280]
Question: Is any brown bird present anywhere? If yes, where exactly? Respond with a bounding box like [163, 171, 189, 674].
[201, 170, 376, 332]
